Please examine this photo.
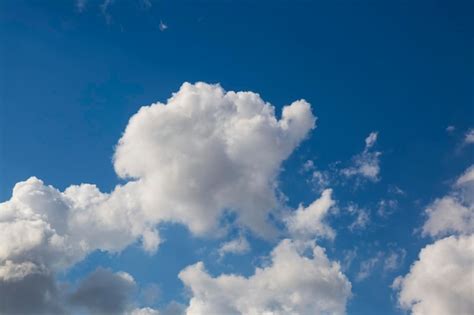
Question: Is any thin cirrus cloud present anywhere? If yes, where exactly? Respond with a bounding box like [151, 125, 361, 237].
[1, 82, 350, 314]
[393, 165, 474, 315]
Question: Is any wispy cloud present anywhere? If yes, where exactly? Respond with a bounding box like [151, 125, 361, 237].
[341, 132, 381, 182]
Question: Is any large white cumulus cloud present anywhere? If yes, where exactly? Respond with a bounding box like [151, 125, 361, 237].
[394, 164, 474, 315]
[114, 82, 315, 237]
[179, 239, 351, 315]
[0, 177, 154, 278]
[422, 166, 474, 237]
[393, 235, 474, 315]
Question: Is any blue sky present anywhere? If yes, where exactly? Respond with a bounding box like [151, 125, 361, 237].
[0, 1, 473, 315]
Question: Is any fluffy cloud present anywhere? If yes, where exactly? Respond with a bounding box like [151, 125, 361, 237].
[393, 235, 474, 315]
[218, 236, 250, 258]
[114, 82, 315, 238]
[464, 128, 474, 144]
[341, 132, 381, 182]
[0, 177, 155, 282]
[422, 166, 474, 237]
[179, 239, 351, 315]
[0, 265, 141, 315]
[0, 268, 64, 315]
[129, 308, 161, 315]
[395, 165, 474, 315]
[70, 268, 137, 315]
[285, 189, 336, 239]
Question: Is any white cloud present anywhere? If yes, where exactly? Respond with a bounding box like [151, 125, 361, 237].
[364, 131, 378, 149]
[341, 132, 381, 182]
[464, 128, 474, 144]
[159, 20, 168, 31]
[393, 235, 474, 315]
[285, 189, 336, 239]
[446, 125, 455, 133]
[179, 239, 351, 315]
[395, 165, 474, 315]
[129, 308, 161, 315]
[70, 268, 137, 314]
[0, 176, 155, 284]
[422, 165, 474, 237]
[218, 236, 250, 258]
[114, 82, 315, 238]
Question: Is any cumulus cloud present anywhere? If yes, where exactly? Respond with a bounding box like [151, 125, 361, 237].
[393, 235, 474, 315]
[395, 165, 474, 315]
[422, 165, 474, 237]
[218, 236, 250, 258]
[285, 189, 336, 239]
[341, 132, 381, 182]
[0, 268, 64, 315]
[113, 82, 315, 238]
[464, 128, 474, 144]
[179, 239, 351, 315]
[0, 176, 156, 285]
[129, 308, 161, 315]
[0, 265, 142, 315]
[70, 268, 137, 315]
